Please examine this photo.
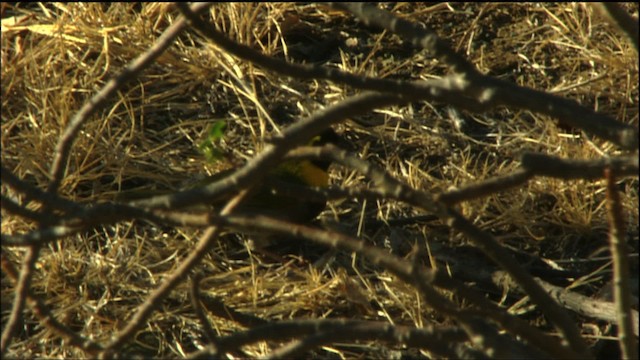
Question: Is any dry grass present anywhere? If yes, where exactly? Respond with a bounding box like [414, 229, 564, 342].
[1, 3, 638, 358]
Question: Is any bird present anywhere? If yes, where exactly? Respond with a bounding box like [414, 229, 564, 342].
[203, 128, 339, 224]
[117, 128, 340, 247]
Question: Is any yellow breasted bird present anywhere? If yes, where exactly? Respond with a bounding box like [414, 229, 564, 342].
[197, 128, 338, 226]
[118, 128, 340, 234]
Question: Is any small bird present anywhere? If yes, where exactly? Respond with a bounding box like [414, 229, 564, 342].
[118, 128, 340, 240]
[202, 128, 339, 224]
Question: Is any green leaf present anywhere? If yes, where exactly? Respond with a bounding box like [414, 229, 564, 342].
[198, 120, 226, 163]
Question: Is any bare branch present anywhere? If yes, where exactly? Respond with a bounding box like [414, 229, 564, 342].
[47, 3, 212, 194]
[332, 3, 638, 150]
[596, 3, 640, 52]
[521, 153, 639, 180]
[605, 168, 638, 359]
[1, 254, 103, 356]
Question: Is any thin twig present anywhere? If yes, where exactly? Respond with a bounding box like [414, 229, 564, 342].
[0, 254, 103, 355]
[130, 206, 580, 358]
[329, 2, 477, 75]
[198, 319, 467, 358]
[175, 3, 485, 113]
[1, 164, 82, 215]
[47, 3, 212, 194]
[0, 195, 50, 223]
[281, 144, 592, 357]
[102, 187, 250, 355]
[596, 3, 639, 52]
[198, 293, 270, 328]
[189, 274, 218, 348]
[213, 213, 579, 358]
[332, 3, 638, 150]
[0, 245, 41, 356]
[605, 168, 638, 360]
[438, 169, 533, 205]
[521, 153, 639, 180]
